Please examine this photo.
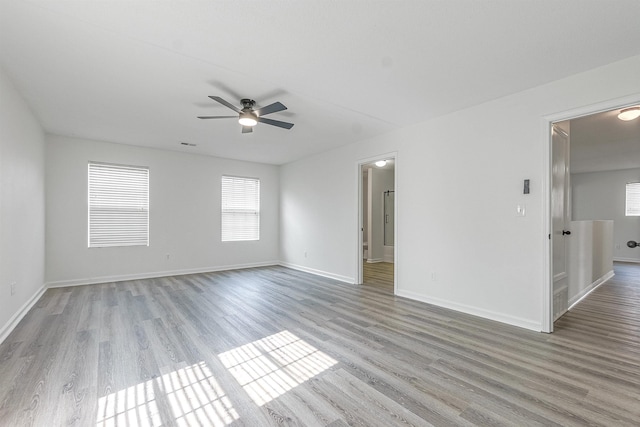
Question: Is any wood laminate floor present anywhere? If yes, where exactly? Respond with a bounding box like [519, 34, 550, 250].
[362, 261, 394, 289]
[1, 263, 639, 426]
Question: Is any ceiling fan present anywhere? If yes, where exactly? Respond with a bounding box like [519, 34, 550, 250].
[198, 96, 294, 133]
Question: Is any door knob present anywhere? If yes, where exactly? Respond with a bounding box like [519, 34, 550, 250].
[628, 240, 638, 248]
[562, 230, 571, 236]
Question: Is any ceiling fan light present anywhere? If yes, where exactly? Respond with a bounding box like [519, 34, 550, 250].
[375, 160, 387, 167]
[618, 106, 640, 121]
[238, 113, 257, 127]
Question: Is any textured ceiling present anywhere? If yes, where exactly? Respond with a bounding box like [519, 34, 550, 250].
[2, 0, 640, 165]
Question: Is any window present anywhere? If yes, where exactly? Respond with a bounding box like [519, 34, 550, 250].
[221, 176, 260, 241]
[626, 182, 640, 216]
[88, 162, 149, 247]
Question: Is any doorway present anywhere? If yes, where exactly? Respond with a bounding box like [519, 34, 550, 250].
[357, 153, 397, 292]
[546, 97, 640, 332]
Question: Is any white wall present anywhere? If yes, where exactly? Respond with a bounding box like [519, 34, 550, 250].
[572, 168, 640, 262]
[0, 67, 46, 339]
[280, 55, 640, 331]
[367, 166, 393, 262]
[46, 135, 279, 286]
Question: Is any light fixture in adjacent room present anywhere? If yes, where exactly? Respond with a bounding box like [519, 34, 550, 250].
[617, 106, 640, 121]
[238, 112, 258, 127]
[375, 160, 387, 167]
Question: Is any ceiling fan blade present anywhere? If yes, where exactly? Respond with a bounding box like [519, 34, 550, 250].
[208, 96, 241, 113]
[197, 116, 237, 119]
[257, 117, 294, 129]
[255, 101, 287, 116]
[242, 126, 253, 134]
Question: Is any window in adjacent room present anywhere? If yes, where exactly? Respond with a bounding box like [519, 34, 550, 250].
[626, 182, 640, 216]
[88, 162, 149, 247]
[221, 175, 260, 241]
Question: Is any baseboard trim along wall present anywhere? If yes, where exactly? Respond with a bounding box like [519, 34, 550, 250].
[568, 269, 615, 309]
[0, 285, 47, 345]
[46, 261, 279, 288]
[396, 289, 542, 332]
[613, 257, 640, 264]
[279, 262, 354, 284]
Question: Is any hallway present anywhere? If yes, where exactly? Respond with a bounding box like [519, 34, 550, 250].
[363, 262, 394, 290]
[554, 262, 640, 342]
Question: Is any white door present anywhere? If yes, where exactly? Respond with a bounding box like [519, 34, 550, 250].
[551, 123, 571, 320]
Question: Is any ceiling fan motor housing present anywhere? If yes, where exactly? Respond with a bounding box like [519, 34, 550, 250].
[241, 99, 256, 110]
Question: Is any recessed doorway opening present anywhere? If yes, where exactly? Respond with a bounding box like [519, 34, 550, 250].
[545, 96, 640, 332]
[357, 153, 397, 293]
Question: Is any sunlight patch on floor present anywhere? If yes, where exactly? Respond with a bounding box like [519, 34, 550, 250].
[96, 361, 239, 427]
[218, 330, 337, 406]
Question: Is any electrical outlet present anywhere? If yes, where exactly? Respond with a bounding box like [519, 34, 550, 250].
[304, 251, 308, 258]
[10, 282, 16, 296]
[431, 272, 437, 282]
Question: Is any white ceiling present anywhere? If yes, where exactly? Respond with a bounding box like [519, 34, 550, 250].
[2, 0, 640, 165]
[570, 109, 640, 174]
[362, 158, 395, 173]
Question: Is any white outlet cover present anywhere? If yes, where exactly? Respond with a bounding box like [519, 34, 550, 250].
[516, 204, 526, 217]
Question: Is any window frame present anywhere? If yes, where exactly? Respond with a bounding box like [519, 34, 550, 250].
[88, 161, 150, 248]
[221, 175, 261, 242]
[626, 182, 640, 217]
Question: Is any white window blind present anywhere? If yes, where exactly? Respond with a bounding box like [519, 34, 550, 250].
[88, 162, 149, 248]
[626, 182, 640, 216]
[221, 176, 260, 241]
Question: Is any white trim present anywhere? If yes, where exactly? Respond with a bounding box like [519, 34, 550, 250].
[396, 289, 542, 332]
[613, 257, 640, 264]
[541, 117, 552, 333]
[543, 93, 640, 123]
[46, 261, 278, 288]
[568, 270, 614, 308]
[0, 285, 46, 345]
[279, 262, 354, 284]
[542, 92, 640, 333]
[366, 258, 384, 264]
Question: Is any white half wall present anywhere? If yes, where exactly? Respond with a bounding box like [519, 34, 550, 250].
[572, 168, 640, 263]
[280, 55, 640, 331]
[0, 67, 46, 341]
[45, 135, 280, 286]
[568, 220, 614, 308]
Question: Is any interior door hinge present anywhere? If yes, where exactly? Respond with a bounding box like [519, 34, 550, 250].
[548, 234, 551, 240]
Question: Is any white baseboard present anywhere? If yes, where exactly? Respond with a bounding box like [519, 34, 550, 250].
[613, 257, 640, 264]
[0, 285, 46, 345]
[568, 269, 614, 308]
[396, 289, 542, 332]
[366, 258, 383, 264]
[278, 262, 354, 284]
[46, 261, 279, 288]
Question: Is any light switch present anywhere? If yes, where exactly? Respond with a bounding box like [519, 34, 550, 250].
[516, 204, 526, 217]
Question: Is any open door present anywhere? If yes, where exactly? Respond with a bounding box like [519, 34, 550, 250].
[551, 122, 571, 321]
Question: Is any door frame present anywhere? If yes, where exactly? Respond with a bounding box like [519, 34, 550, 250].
[356, 151, 398, 292]
[542, 94, 640, 333]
